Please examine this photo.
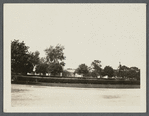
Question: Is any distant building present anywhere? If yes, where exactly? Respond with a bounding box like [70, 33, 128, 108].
[62, 68, 82, 77]
[102, 75, 108, 79]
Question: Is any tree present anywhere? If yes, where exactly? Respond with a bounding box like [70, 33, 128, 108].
[130, 67, 140, 72]
[91, 60, 102, 78]
[62, 70, 72, 77]
[35, 57, 48, 75]
[127, 67, 140, 80]
[28, 51, 40, 71]
[45, 44, 65, 63]
[47, 63, 63, 76]
[35, 63, 48, 75]
[121, 65, 129, 71]
[136, 70, 140, 80]
[11, 39, 32, 74]
[103, 66, 114, 77]
[101, 69, 106, 77]
[127, 70, 137, 79]
[75, 64, 89, 77]
[44, 44, 66, 76]
[120, 65, 130, 78]
[117, 64, 130, 78]
[39, 57, 47, 64]
[91, 70, 99, 78]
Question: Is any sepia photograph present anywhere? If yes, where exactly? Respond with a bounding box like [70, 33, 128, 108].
[3, 3, 146, 112]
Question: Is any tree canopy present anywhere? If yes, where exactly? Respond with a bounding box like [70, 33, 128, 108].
[35, 63, 48, 75]
[11, 40, 140, 80]
[44, 44, 66, 76]
[91, 60, 102, 77]
[103, 66, 114, 77]
[45, 44, 65, 63]
[11, 40, 32, 74]
[75, 64, 89, 77]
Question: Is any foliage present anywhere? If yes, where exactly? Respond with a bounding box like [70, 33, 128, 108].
[117, 65, 128, 77]
[11, 39, 33, 74]
[130, 67, 140, 72]
[116, 65, 140, 80]
[35, 63, 48, 75]
[11, 39, 140, 81]
[47, 63, 63, 76]
[75, 64, 89, 77]
[136, 70, 140, 80]
[103, 66, 114, 77]
[101, 70, 106, 77]
[121, 65, 129, 71]
[91, 70, 99, 78]
[44, 44, 65, 75]
[62, 70, 72, 77]
[29, 51, 40, 67]
[127, 69, 140, 80]
[39, 57, 47, 64]
[45, 44, 65, 63]
[91, 60, 102, 77]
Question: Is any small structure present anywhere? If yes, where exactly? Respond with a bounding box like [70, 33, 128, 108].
[62, 68, 82, 77]
[97, 76, 101, 78]
[102, 75, 108, 79]
[74, 73, 83, 77]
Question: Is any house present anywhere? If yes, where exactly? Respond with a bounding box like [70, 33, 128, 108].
[62, 68, 82, 77]
[102, 75, 108, 79]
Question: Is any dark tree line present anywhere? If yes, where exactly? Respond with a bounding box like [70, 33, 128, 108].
[11, 40, 38, 75]
[75, 61, 140, 80]
[11, 39, 140, 80]
[11, 40, 65, 76]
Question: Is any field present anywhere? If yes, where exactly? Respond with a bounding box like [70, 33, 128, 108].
[11, 84, 140, 110]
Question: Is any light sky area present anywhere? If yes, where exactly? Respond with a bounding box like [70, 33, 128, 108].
[4, 4, 146, 69]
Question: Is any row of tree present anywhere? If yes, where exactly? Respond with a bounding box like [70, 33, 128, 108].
[11, 40, 65, 76]
[11, 40, 140, 80]
[75, 61, 140, 80]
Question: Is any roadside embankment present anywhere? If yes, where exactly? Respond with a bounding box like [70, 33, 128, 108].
[11, 75, 140, 88]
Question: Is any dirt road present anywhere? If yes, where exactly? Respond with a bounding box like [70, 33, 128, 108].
[11, 84, 140, 110]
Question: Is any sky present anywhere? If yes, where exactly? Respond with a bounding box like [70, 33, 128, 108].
[4, 4, 146, 69]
